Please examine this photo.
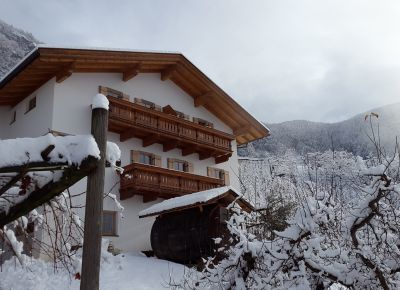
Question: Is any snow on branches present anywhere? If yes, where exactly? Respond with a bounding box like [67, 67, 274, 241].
[176, 140, 400, 289]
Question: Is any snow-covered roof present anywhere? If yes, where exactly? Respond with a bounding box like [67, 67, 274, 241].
[139, 186, 253, 218]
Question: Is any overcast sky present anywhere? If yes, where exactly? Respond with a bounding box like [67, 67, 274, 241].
[1, 0, 400, 123]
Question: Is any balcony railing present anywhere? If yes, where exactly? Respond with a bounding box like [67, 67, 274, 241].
[108, 97, 234, 162]
[120, 163, 225, 201]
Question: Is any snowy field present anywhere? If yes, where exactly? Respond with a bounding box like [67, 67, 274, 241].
[0, 252, 187, 290]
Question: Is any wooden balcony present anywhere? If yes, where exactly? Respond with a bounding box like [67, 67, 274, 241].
[108, 97, 234, 163]
[120, 163, 225, 202]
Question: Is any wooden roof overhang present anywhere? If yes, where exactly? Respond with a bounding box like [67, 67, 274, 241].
[139, 188, 254, 218]
[0, 47, 269, 144]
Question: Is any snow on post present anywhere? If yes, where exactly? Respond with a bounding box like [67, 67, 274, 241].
[91, 93, 109, 110]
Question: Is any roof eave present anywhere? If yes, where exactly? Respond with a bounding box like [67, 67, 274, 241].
[0, 47, 40, 89]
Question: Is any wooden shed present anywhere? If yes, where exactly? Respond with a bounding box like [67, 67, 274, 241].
[139, 187, 253, 264]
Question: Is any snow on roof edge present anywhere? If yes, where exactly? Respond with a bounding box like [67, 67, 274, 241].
[37, 44, 181, 55]
[139, 186, 241, 218]
[0, 45, 182, 85]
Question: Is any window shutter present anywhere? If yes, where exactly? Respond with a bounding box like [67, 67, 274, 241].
[131, 150, 140, 163]
[154, 155, 162, 167]
[207, 167, 216, 178]
[187, 162, 194, 173]
[102, 211, 117, 236]
[223, 170, 230, 185]
[99, 86, 107, 95]
[167, 158, 174, 169]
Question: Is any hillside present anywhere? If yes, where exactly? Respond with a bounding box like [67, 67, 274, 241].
[0, 19, 38, 78]
[243, 102, 400, 157]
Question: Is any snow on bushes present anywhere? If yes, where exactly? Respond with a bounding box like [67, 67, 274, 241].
[0, 134, 121, 269]
[175, 148, 400, 289]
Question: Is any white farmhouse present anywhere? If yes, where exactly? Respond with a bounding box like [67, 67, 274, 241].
[0, 47, 269, 258]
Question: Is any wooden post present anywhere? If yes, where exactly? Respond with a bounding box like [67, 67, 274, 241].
[80, 102, 108, 290]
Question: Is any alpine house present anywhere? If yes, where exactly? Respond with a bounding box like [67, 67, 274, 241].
[0, 46, 269, 261]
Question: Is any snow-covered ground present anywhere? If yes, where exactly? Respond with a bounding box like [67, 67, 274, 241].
[0, 252, 187, 290]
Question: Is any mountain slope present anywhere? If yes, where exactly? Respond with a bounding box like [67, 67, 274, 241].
[245, 103, 400, 157]
[0, 19, 38, 78]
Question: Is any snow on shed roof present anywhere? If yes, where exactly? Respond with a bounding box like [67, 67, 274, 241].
[139, 186, 254, 218]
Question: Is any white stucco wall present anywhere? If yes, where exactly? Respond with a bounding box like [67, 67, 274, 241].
[51, 72, 241, 252]
[1, 72, 242, 253]
[0, 79, 55, 139]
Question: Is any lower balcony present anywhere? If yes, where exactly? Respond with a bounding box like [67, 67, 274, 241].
[120, 163, 225, 202]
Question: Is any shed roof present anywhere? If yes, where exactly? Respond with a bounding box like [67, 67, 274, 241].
[0, 46, 269, 144]
[139, 186, 253, 218]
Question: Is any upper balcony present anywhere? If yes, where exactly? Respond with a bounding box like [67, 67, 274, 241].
[120, 162, 225, 202]
[108, 96, 235, 163]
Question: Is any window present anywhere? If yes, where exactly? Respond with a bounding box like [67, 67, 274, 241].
[99, 86, 129, 101]
[102, 211, 118, 236]
[134, 98, 161, 111]
[175, 110, 191, 121]
[10, 111, 16, 125]
[207, 167, 230, 185]
[131, 150, 161, 166]
[193, 117, 213, 128]
[140, 152, 154, 165]
[168, 158, 193, 172]
[25, 97, 36, 113]
[162, 105, 191, 121]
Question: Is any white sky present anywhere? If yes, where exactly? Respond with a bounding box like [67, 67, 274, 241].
[1, 0, 400, 123]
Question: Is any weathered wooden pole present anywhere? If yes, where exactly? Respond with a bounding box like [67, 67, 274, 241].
[80, 94, 109, 290]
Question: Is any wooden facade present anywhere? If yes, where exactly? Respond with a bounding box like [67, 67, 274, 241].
[142, 188, 254, 264]
[120, 163, 225, 202]
[150, 204, 228, 264]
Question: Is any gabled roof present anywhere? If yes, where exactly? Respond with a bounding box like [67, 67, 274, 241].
[138, 186, 254, 218]
[0, 46, 269, 144]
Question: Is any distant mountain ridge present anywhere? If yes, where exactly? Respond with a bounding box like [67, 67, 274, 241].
[243, 103, 400, 157]
[0, 19, 38, 78]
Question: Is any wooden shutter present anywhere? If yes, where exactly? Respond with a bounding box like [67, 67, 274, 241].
[130, 150, 140, 163]
[167, 158, 174, 169]
[99, 86, 129, 100]
[223, 170, 230, 185]
[99, 85, 107, 95]
[187, 162, 194, 173]
[154, 155, 162, 167]
[207, 167, 216, 178]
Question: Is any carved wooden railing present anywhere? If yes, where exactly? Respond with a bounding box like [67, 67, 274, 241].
[108, 97, 233, 153]
[120, 163, 224, 200]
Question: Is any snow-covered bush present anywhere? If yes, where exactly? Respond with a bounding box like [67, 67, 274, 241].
[175, 152, 400, 289]
[177, 116, 400, 289]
